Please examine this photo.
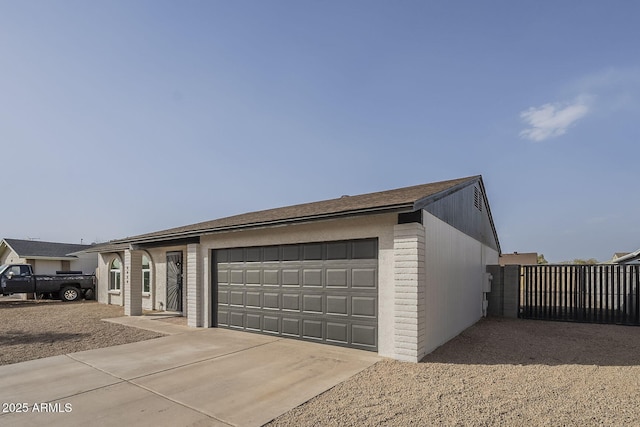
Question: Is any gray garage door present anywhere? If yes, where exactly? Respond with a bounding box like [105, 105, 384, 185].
[214, 239, 378, 351]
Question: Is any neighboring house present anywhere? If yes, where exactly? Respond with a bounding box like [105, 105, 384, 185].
[612, 252, 630, 261]
[499, 252, 538, 266]
[610, 249, 640, 264]
[0, 238, 97, 274]
[91, 175, 500, 362]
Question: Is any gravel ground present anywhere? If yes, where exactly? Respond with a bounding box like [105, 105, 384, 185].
[269, 317, 640, 427]
[3, 298, 640, 426]
[0, 298, 164, 366]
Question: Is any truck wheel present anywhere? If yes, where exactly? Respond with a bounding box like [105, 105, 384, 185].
[60, 286, 80, 302]
[83, 289, 95, 300]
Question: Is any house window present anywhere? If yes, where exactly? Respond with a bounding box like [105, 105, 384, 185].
[142, 255, 151, 294]
[109, 258, 121, 291]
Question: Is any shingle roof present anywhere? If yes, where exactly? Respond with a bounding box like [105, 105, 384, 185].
[100, 176, 481, 247]
[2, 239, 92, 259]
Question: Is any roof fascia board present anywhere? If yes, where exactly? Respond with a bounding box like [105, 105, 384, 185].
[477, 177, 502, 254]
[25, 256, 79, 261]
[131, 236, 201, 250]
[412, 177, 480, 211]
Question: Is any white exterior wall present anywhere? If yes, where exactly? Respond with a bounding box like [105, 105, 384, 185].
[423, 210, 499, 354]
[93, 208, 499, 361]
[186, 243, 202, 327]
[0, 249, 24, 265]
[97, 246, 187, 314]
[69, 253, 99, 274]
[393, 223, 427, 362]
[197, 213, 398, 357]
[97, 252, 124, 306]
[32, 260, 62, 275]
[124, 250, 143, 316]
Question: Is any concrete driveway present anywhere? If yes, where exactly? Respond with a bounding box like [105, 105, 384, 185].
[0, 323, 380, 426]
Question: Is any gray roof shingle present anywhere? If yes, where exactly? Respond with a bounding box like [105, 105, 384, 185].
[2, 239, 92, 259]
[100, 176, 482, 247]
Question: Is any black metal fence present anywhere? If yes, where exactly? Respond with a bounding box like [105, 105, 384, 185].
[520, 264, 640, 325]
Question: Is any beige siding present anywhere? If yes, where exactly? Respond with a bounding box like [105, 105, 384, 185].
[0, 249, 24, 265]
[69, 253, 99, 274]
[32, 260, 62, 275]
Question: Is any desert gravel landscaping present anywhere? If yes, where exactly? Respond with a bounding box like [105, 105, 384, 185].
[269, 318, 640, 427]
[3, 298, 640, 426]
[0, 298, 163, 365]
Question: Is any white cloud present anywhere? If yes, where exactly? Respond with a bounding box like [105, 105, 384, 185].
[519, 96, 591, 142]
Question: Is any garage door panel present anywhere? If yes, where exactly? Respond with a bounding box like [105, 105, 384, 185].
[246, 292, 261, 308]
[352, 324, 376, 348]
[263, 292, 279, 309]
[302, 294, 323, 313]
[230, 291, 244, 306]
[326, 322, 348, 344]
[303, 320, 323, 340]
[229, 312, 244, 328]
[218, 310, 229, 326]
[246, 270, 261, 284]
[352, 239, 377, 259]
[218, 289, 229, 305]
[230, 270, 244, 285]
[326, 269, 348, 287]
[326, 242, 348, 259]
[246, 314, 261, 331]
[214, 239, 378, 351]
[218, 270, 228, 284]
[303, 243, 322, 260]
[246, 247, 261, 262]
[302, 269, 322, 287]
[327, 295, 348, 315]
[263, 316, 279, 333]
[282, 270, 300, 286]
[282, 245, 300, 261]
[282, 293, 300, 311]
[282, 317, 301, 337]
[352, 269, 376, 288]
[352, 296, 376, 317]
[263, 270, 279, 286]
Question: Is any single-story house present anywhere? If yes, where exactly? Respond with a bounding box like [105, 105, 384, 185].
[610, 249, 640, 264]
[0, 238, 97, 274]
[92, 175, 500, 362]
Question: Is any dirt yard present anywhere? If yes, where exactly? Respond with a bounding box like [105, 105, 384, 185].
[269, 318, 640, 427]
[0, 298, 163, 365]
[3, 298, 640, 426]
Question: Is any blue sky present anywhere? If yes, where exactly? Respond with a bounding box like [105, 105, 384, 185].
[1, 1, 638, 262]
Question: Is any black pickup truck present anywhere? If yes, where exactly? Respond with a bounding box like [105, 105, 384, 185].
[0, 264, 95, 301]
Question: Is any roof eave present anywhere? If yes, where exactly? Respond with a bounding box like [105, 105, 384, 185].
[105, 203, 415, 248]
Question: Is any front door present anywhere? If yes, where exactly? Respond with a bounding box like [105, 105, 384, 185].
[166, 251, 183, 312]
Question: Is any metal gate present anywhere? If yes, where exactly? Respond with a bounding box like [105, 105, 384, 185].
[166, 251, 183, 312]
[520, 264, 640, 325]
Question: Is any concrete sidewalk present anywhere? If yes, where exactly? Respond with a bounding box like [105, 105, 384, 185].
[0, 322, 380, 426]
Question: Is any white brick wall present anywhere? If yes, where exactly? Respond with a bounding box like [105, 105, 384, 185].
[186, 243, 202, 327]
[393, 223, 427, 362]
[124, 249, 143, 316]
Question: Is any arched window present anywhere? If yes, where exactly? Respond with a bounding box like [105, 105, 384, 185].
[109, 258, 121, 291]
[142, 255, 151, 294]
